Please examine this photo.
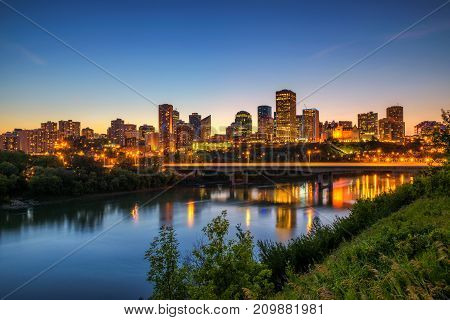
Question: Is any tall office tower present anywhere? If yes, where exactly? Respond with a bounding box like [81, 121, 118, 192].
[200, 115, 211, 141]
[58, 120, 81, 140]
[358, 111, 378, 140]
[81, 127, 95, 140]
[40, 121, 58, 153]
[379, 105, 405, 142]
[302, 108, 320, 142]
[189, 113, 202, 140]
[275, 89, 297, 142]
[108, 118, 125, 146]
[296, 115, 303, 140]
[378, 118, 404, 142]
[338, 121, 352, 130]
[273, 112, 277, 137]
[176, 122, 194, 149]
[386, 106, 403, 122]
[159, 104, 174, 152]
[235, 111, 252, 138]
[257, 105, 273, 140]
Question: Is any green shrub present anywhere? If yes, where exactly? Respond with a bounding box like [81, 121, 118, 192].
[146, 211, 273, 300]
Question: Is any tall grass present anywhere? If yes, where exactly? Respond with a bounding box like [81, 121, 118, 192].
[277, 197, 449, 299]
[258, 167, 450, 289]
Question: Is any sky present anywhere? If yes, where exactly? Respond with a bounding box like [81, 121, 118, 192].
[1, 0, 449, 135]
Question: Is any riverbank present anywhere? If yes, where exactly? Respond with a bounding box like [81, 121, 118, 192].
[276, 196, 449, 299]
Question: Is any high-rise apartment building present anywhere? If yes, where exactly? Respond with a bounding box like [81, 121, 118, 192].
[58, 120, 80, 140]
[40, 121, 58, 153]
[138, 124, 155, 141]
[81, 127, 95, 140]
[275, 89, 297, 142]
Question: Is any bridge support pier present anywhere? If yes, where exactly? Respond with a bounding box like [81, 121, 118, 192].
[228, 172, 249, 186]
[229, 173, 236, 186]
[317, 172, 333, 190]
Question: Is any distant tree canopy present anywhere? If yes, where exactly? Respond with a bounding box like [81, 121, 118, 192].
[0, 151, 176, 202]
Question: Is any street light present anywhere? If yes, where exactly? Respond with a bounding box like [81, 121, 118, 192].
[307, 150, 312, 163]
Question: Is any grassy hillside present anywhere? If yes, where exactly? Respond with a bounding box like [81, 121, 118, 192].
[277, 197, 449, 299]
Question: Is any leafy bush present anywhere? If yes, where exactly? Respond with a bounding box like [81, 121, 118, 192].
[146, 211, 273, 299]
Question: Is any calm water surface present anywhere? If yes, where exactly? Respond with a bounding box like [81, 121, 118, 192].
[0, 173, 413, 299]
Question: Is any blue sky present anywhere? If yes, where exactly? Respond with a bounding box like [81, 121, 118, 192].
[1, 0, 449, 134]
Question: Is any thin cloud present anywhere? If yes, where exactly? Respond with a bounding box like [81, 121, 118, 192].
[310, 42, 352, 59]
[13, 44, 46, 65]
[397, 20, 450, 40]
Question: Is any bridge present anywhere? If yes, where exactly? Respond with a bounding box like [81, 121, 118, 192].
[163, 162, 430, 187]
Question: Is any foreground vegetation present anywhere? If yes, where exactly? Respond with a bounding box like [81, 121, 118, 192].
[146, 166, 450, 299]
[0, 151, 176, 202]
[277, 197, 449, 299]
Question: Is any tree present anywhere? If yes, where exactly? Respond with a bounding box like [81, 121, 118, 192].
[30, 155, 63, 168]
[186, 211, 273, 299]
[145, 225, 188, 299]
[0, 161, 19, 176]
[145, 211, 273, 300]
[434, 109, 450, 156]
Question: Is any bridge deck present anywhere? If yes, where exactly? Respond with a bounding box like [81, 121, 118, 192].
[163, 162, 431, 173]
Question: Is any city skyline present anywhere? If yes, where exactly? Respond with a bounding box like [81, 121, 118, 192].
[1, 0, 450, 134]
[0, 92, 443, 136]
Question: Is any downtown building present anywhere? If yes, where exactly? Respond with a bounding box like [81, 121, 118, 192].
[108, 118, 125, 146]
[234, 111, 252, 139]
[275, 89, 297, 143]
[124, 123, 138, 147]
[175, 122, 194, 150]
[301, 108, 320, 142]
[200, 115, 211, 141]
[257, 105, 274, 141]
[358, 111, 378, 141]
[40, 121, 58, 153]
[379, 106, 405, 143]
[81, 127, 95, 140]
[58, 120, 81, 140]
[159, 104, 175, 153]
[189, 113, 202, 141]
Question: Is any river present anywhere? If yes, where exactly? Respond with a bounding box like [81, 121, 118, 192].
[0, 172, 413, 299]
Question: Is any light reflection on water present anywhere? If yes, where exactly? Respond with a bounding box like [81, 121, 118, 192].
[0, 173, 412, 299]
